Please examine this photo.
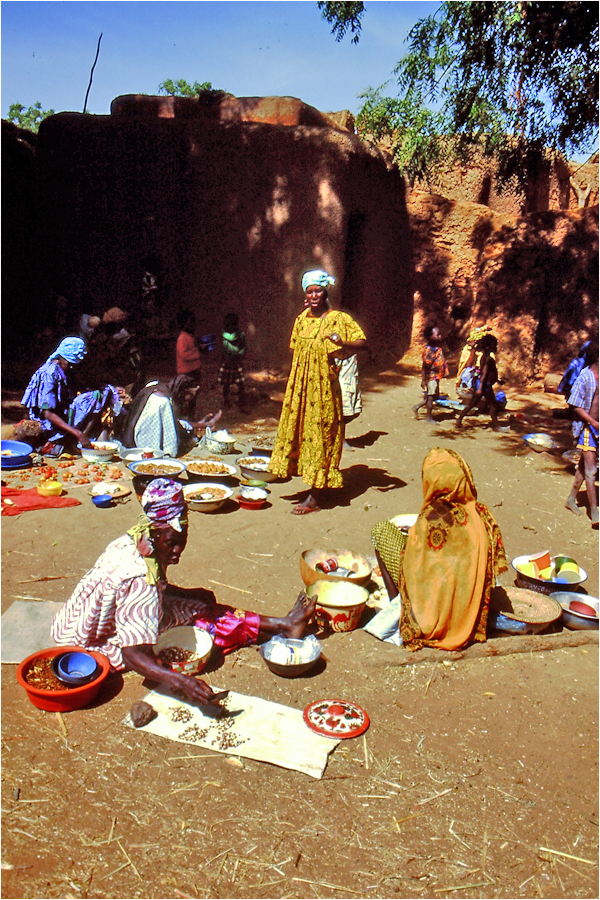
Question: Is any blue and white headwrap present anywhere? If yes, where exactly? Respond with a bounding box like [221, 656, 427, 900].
[302, 270, 336, 293]
[47, 337, 87, 365]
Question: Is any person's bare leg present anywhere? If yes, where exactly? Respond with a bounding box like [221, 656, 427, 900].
[257, 591, 317, 639]
[425, 394, 434, 422]
[412, 397, 426, 419]
[565, 456, 585, 515]
[582, 449, 599, 525]
[342, 416, 354, 451]
[293, 489, 322, 515]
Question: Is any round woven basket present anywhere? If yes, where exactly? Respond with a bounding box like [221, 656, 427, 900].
[491, 586, 563, 624]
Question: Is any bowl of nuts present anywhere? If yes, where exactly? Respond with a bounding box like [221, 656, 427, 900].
[153, 626, 213, 675]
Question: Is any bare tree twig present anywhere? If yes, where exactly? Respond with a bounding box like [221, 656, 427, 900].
[83, 33, 103, 114]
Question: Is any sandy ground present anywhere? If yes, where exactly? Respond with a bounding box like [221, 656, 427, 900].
[1, 368, 598, 900]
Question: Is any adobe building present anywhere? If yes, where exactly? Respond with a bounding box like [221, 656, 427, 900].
[2, 94, 411, 373]
[2, 92, 598, 382]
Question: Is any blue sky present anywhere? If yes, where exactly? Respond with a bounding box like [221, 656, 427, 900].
[1, 1, 439, 118]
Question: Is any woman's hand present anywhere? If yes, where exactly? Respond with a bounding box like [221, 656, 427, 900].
[325, 333, 343, 347]
[170, 672, 218, 705]
[122, 644, 218, 705]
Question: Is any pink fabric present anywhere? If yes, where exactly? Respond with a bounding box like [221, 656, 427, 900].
[195, 605, 260, 655]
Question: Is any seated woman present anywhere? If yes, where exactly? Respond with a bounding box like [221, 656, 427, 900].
[51, 479, 317, 704]
[371, 448, 506, 651]
[120, 375, 221, 457]
[20, 338, 122, 457]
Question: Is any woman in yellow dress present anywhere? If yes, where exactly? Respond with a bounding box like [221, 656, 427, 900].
[269, 270, 367, 514]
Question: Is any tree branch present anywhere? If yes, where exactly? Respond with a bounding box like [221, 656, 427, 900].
[83, 33, 103, 114]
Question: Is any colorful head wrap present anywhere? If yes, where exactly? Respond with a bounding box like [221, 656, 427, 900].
[46, 337, 87, 365]
[141, 478, 187, 532]
[302, 270, 335, 292]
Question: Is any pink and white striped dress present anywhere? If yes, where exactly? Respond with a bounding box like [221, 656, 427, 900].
[51, 535, 199, 670]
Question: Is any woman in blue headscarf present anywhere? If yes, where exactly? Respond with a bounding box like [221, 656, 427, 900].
[21, 338, 98, 455]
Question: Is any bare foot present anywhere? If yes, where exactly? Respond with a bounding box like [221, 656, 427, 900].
[456, 418, 464, 429]
[292, 494, 320, 515]
[425, 416, 434, 423]
[492, 425, 510, 433]
[281, 591, 317, 638]
[565, 497, 583, 515]
[412, 404, 421, 420]
[591, 507, 599, 527]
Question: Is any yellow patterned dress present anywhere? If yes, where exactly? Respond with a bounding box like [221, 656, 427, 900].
[269, 309, 366, 489]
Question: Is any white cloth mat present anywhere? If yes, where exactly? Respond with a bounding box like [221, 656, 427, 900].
[1, 600, 63, 663]
[124, 686, 339, 779]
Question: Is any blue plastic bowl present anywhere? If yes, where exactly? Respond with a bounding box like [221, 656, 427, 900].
[1, 440, 33, 468]
[92, 494, 113, 508]
[55, 651, 100, 685]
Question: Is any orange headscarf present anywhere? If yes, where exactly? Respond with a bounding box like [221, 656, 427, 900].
[399, 448, 506, 651]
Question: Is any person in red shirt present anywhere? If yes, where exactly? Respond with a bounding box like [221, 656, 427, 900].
[413, 326, 448, 423]
[175, 310, 206, 418]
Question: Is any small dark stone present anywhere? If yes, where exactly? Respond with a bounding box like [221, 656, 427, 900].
[130, 700, 156, 728]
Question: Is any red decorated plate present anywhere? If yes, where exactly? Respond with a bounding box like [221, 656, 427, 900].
[303, 699, 370, 739]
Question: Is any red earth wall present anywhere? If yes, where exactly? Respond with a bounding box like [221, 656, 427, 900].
[2, 95, 598, 383]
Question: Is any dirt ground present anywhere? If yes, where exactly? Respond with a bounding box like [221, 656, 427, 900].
[2, 367, 599, 900]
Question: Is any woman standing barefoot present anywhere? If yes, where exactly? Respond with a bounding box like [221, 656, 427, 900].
[268, 270, 366, 514]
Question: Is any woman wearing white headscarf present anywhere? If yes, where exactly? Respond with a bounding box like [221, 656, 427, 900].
[269, 270, 367, 513]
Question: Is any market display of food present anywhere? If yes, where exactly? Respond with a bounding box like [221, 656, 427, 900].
[187, 461, 236, 477]
[132, 462, 185, 476]
[186, 486, 229, 502]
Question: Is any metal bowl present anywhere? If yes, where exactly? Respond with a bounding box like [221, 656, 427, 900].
[183, 482, 233, 512]
[79, 441, 121, 462]
[511, 555, 588, 595]
[551, 592, 599, 630]
[128, 459, 187, 478]
[236, 456, 278, 482]
[523, 433, 557, 453]
[185, 460, 237, 480]
[119, 447, 165, 462]
[259, 637, 321, 678]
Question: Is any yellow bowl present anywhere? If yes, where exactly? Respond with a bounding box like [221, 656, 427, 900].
[300, 548, 372, 587]
[306, 581, 369, 632]
[37, 481, 63, 497]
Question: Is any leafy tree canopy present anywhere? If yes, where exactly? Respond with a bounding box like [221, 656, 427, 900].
[319, 1, 599, 190]
[158, 78, 218, 97]
[7, 101, 55, 133]
[317, 1, 365, 44]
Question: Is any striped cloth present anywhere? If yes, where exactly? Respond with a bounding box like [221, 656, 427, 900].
[51, 535, 200, 670]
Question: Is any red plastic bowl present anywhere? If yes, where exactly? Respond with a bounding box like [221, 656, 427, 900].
[16, 646, 111, 712]
[237, 495, 266, 510]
